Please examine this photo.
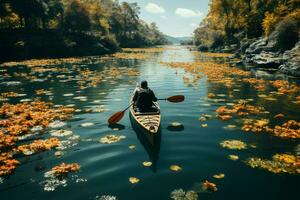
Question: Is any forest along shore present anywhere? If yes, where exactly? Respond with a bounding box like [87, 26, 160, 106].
[193, 0, 300, 77]
[0, 0, 167, 62]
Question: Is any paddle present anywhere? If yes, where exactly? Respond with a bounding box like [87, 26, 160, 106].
[107, 103, 134, 125]
[108, 95, 185, 125]
[158, 95, 185, 103]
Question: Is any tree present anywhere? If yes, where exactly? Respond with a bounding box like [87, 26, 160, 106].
[193, 0, 300, 50]
[64, 0, 91, 33]
[9, 0, 49, 29]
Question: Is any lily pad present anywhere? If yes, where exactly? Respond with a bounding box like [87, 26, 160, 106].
[170, 189, 198, 200]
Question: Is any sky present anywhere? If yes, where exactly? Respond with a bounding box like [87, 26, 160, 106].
[120, 0, 210, 37]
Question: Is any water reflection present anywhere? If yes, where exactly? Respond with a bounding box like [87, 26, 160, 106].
[130, 115, 161, 172]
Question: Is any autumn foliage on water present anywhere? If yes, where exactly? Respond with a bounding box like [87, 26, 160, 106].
[0, 101, 75, 177]
[161, 53, 300, 140]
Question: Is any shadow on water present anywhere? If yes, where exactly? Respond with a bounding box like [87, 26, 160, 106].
[108, 123, 126, 131]
[129, 114, 161, 173]
[166, 124, 185, 132]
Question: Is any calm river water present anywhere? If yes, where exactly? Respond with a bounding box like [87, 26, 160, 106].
[0, 46, 299, 200]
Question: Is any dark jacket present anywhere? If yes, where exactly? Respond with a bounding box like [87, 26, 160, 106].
[133, 87, 157, 112]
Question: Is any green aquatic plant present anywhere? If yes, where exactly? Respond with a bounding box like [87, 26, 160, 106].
[170, 189, 198, 200]
[96, 195, 118, 200]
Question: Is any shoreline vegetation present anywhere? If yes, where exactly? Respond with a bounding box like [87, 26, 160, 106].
[193, 0, 300, 77]
[0, 0, 168, 62]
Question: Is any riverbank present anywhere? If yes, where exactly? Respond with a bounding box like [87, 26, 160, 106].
[194, 36, 300, 78]
[0, 29, 119, 63]
[236, 38, 300, 77]
[192, 0, 299, 77]
[0, 0, 168, 63]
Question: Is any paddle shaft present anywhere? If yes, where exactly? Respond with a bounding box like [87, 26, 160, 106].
[123, 102, 134, 112]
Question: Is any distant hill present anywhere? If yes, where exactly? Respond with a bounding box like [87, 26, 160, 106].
[164, 35, 193, 44]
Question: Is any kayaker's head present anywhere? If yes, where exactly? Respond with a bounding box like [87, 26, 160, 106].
[141, 80, 148, 89]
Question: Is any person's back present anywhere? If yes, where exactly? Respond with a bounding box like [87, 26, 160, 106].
[133, 81, 157, 112]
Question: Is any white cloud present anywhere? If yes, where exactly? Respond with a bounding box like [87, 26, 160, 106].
[161, 15, 167, 19]
[190, 23, 198, 27]
[145, 3, 165, 14]
[175, 8, 203, 18]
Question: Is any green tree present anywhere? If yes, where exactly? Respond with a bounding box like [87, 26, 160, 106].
[64, 0, 91, 33]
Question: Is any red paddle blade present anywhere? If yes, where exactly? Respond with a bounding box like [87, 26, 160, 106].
[167, 95, 185, 103]
[108, 111, 125, 124]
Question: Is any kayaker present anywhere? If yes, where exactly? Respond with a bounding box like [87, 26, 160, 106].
[133, 80, 157, 112]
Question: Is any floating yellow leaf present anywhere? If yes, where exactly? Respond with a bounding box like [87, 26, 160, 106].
[170, 165, 182, 172]
[80, 122, 94, 127]
[245, 153, 300, 174]
[265, 97, 276, 101]
[201, 124, 208, 128]
[99, 135, 126, 144]
[274, 114, 284, 119]
[0, 153, 20, 176]
[142, 161, 152, 167]
[220, 140, 247, 150]
[50, 163, 80, 177]
[203, 180, 218, 192]
[129, 145, 136, 150]
[273, 120, 300, 139]
[224, 124, 237, 130]
[129, 177, 140, 184]
[273, 153, 297, 164]
[228, 154, 239, 161]
[171, 122, 182, 127]
[208, 93, 215, 98]
[16, 138, 60, 155]
[54, 151, 63, 157]
[213, 173, 225, 179]
[255, 119, 269, 127]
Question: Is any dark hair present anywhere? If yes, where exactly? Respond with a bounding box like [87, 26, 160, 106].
[141, 80, 148, 88]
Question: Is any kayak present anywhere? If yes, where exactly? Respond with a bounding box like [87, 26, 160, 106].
[129, 86, 161, 143]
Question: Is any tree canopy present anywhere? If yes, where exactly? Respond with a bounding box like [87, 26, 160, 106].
[0, 0, 167, 48]
[194, 0, 300, 50]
